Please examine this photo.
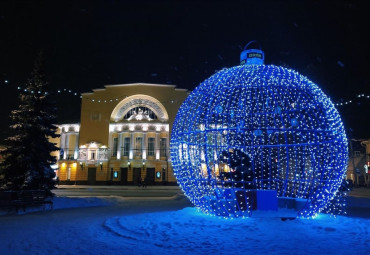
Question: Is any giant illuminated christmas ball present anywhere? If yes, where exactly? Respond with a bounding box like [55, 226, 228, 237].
[171, 42, 348, 218]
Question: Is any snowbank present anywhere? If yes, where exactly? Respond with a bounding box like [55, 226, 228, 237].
[0, 194, 369, 255]
[101, 206, 370, 255]
[52, 196, 113, 210]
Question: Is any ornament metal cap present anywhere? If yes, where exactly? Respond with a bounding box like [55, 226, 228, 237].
[240, 40, 264, 65]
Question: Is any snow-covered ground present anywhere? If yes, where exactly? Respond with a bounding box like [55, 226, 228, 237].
[0, 189, 369, 255]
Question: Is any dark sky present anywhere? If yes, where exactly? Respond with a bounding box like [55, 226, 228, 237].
[0, 0, 369, 140]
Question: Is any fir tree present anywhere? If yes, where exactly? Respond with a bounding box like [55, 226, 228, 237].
[1, 53, 59, 193]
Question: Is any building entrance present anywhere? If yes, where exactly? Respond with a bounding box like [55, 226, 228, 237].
[120, 167, 128, 185]
[88, 168, 96, 185]
[146, 168, 155, 185]
[133, 168, 141, 185]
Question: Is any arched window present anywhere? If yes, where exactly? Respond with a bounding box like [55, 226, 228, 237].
[124, 107, 158, 121]
[111, 94, 169, 122]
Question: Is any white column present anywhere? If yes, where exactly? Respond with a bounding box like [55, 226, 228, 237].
[60, 133, 65, 160]
[108, 131, 113, 157]
[129, 132, 134, 160]
[143, 133, 147, 160]
[60, 133, 65, 149]
[117, 133, 122, 159]
[64, 134, 69, 160]
[156, 132, 160, 160]
[74, 133, 79, 159]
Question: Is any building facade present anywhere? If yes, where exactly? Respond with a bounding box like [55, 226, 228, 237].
[51, 83, 189, 185]
[346, 139, 370, 187]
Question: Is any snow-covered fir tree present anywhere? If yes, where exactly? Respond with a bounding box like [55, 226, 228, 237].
[1, 53, 59, 193]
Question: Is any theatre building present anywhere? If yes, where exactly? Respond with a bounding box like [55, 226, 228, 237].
[50, 83, 188, 185]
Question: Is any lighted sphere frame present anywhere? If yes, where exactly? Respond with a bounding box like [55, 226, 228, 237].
[171, 52, 348, 218]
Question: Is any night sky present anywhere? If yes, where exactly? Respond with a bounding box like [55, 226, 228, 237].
[0, 0, 369, 141]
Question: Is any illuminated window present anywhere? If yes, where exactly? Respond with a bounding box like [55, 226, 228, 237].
[112, 137, 118, 156]
[123, 137, 130, 157]
[124, 107, 157, 120]
[90, 151, 96, 160]
[135, 137, 143, 157]
[160, 138, 167, 157]
[148, 137, 155, 156]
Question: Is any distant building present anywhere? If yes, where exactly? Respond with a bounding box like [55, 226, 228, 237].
[347, 139, 370, 187]
[0, 145, 5, 180]
[362, 140, 370, 167]
[51, 83, 189, 185]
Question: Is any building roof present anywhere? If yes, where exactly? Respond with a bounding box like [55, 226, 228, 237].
[81, 83, 188, 96]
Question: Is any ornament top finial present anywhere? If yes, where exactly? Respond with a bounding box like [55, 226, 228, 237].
[240, 40, 264, 65]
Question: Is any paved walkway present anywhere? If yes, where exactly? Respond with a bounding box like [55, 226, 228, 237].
[52, 184, 183, 197]
[348, 187, 370, 198]
[53, 185, 370, 198]
[56, 184, 181, 190]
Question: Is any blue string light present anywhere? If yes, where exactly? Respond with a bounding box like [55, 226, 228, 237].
[171, 48, 348, 219]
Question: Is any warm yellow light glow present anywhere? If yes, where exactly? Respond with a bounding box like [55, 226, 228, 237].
[214, 164, 219, 174]
[201, 163, 208, 177]
[224, 164, 230, 172]
[89, 142, 98, 148]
